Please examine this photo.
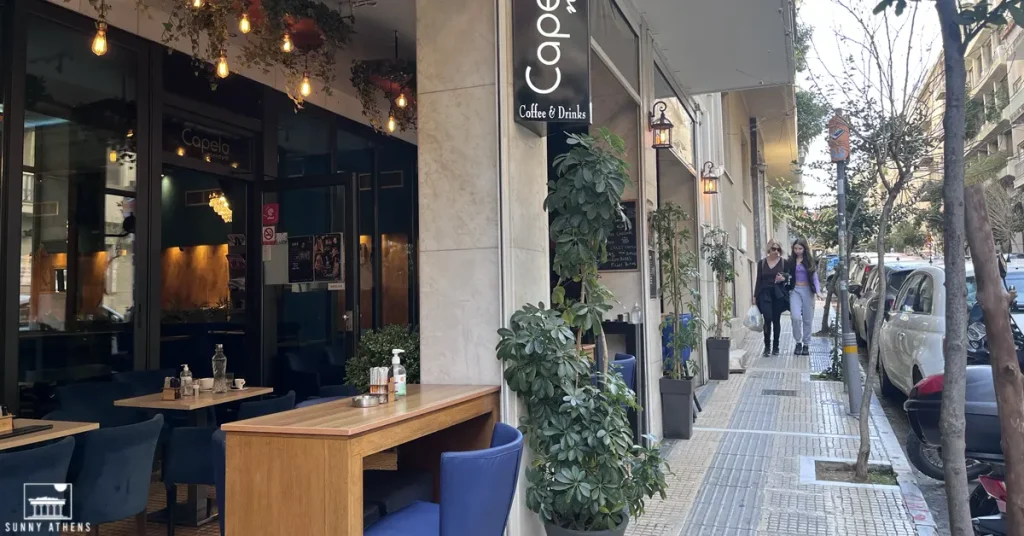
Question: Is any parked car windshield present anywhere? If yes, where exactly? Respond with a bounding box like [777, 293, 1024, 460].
[967, 276, 978, 307]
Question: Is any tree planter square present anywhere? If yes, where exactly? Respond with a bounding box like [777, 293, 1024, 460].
[706, 337, 731, 380]
[660, 376, 696, 440]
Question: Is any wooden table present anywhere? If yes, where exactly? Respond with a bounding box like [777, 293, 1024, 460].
[116, 387, 273, 527]
[0, 419, 98, 451]
[222, 384, 500, 536]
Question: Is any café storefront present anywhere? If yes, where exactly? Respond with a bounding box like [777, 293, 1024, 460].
[0, 0, 418, 416]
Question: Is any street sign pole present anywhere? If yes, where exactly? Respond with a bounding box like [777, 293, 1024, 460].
[828, 112, 863, 416]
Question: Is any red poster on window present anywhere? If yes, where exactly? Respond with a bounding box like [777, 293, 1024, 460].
[262, 203, 279, 225]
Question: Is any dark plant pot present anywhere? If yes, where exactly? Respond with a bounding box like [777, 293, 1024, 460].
[545, 516, 629, 536]
[660, 376, 695, 440]
[706, 337, 731, 380]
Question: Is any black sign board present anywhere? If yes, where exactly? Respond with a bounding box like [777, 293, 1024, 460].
[163, 116, 252, 172]
[288, 236, 314, 283]
[600, 201, 638, 271]
[513, 0, 591, 127]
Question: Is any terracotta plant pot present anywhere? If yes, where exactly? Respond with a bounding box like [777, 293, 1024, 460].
[544, 515, 629, 536]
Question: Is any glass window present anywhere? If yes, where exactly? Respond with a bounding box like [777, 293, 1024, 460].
[916, 276, 934, 314]
[17, 15, 138, 416]
[278, 110, 332, 178]
[591, 0, 638, 91]
[163, 51, 263, 118]
[377, 145, 415, 326]
[889, 270, 914, 294]
[654, 67, 696, 169]
[158, 166, 248, 376]
[895, 275, 923, 312]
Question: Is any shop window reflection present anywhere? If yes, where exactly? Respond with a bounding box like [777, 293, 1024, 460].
[17, 15, 138, 416]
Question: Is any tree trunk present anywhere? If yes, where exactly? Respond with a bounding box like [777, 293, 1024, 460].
[856, 195, 894, 480]
[964, 184, 1024, 535]
[934, 1, 973, 533]
[819, 279, 835, 333]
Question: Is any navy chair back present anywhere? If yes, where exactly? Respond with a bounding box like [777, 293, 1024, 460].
[55, 381, 144, 427]
[212, 430, 226, 536]
[0, 437, 75, 535]
[317, 384, 359, 398]
[67, 414, 164, 524]
[113, 368, 176, 396]
[163, 427, 217, 486]
[613, 354, 637, 393]
[237, 391, 295, 421]
[439, 422, 524, 535]
[295, 396, 346, 409]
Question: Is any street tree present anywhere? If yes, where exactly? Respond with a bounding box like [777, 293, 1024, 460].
[874, 1, 1024, 533]
[821, 0, 936, 481]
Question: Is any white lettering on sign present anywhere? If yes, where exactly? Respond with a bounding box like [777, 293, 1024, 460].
[525, 0, 573, 96]
[182, 128, 230, 156]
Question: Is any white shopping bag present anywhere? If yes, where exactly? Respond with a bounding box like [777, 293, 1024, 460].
[744, 305, 763, 332]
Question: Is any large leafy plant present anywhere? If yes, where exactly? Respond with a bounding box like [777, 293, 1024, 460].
[497, 130, 667, 531]
[345, 324, 419, 393]
[649, 203, 702, 379]
[700, 227, 735, 339]
[548, 129, 630, 374]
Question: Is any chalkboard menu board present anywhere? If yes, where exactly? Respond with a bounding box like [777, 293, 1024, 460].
[600, 201, 639, 271]
[288, 236, 314, 283]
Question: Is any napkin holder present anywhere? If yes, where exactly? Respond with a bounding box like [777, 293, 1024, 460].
[0, 414, 12, 433]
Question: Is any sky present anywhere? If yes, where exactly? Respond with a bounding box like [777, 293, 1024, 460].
[797, 0, 941, 202]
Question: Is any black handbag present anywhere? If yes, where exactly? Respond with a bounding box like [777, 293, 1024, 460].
[773, 260, 791, 311]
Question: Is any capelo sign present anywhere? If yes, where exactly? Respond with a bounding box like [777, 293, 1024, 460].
[513, 0, 591, 127]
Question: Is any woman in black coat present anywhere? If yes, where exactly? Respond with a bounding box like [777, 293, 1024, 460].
[752, 239, 789, 356]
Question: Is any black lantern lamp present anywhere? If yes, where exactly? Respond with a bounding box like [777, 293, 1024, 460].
[649, 101, 673, 149]
[701, 161, 720, 195]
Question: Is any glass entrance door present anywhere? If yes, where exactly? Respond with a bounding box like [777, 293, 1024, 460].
[261, 183, 355, 399]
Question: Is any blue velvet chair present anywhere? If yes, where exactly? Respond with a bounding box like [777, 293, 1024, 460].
[236, 391, 295, 421]
[365, 422, 524, 536]
[163, 427, 217, 535]
[114, 369, 176, 396]
[0, 437, 76, 536]
[55, 381, 145, 428]
[67, 414, 164, 530]
[613, 354, 637, 393]
[318, 384, 359, 398]
[211, 430, 226, 536]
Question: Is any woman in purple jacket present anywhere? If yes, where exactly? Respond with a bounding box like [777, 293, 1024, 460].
[786, 238, 820, 355]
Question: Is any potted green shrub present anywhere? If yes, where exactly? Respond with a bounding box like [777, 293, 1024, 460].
[701, 227, 735, 380]
[344, 324, 419, 393]
[650, 203, 704, 439]
[497, 129, 668, 535]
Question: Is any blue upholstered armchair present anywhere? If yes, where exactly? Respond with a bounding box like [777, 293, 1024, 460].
[365, 422, 524, 536]
[0, 437, 76, 536]
[55, 381, 146, 428]
[236, 391, 295, 421]
[163, 426, 218, 535]
[67, 415, 164, 529]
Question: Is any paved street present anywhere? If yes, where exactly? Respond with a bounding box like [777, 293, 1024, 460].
[628, 306, 933, 536]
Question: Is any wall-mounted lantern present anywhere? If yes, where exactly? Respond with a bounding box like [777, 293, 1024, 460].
[701, 161, 721, 195]
[649, 101, 673, 149]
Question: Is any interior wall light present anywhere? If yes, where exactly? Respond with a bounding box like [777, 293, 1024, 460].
[649, 101, 673, 149]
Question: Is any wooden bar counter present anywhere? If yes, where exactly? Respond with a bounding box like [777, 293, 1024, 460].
[221, 384, 500, 536]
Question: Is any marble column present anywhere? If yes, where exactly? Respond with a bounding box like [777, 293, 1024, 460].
[417, 0, 548, 534]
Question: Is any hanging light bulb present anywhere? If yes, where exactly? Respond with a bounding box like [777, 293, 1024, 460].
[396, 93, 407, 108]
[299, 74, 312, 98]
[238, 13, 251, 34]
[281, 32, 294, 53]
[387, 114, 397, 133]
[109, 149, 118, 163]
[216, 54, 230, 79]
[191, 0, 204, 8]
[91, 22, 108, 56]
[176, 147, 186, 157]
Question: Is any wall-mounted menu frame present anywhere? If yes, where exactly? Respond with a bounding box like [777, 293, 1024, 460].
[598, 200, 638, 271]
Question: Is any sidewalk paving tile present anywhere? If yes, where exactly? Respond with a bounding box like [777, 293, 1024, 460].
[626, 308, 923, 536]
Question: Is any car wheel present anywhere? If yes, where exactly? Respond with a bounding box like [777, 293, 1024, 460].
[880, 356, 901, 399]
[907, 431, 945, 480]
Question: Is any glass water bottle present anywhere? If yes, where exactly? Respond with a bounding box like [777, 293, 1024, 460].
[212, 344, 228, 393]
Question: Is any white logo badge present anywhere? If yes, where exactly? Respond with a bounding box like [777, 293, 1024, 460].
[23, 483, 72, 521]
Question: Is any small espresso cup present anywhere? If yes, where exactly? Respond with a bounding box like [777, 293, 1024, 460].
[233, 378, 246, 389]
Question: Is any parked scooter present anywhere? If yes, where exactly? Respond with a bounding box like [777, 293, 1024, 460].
[971, 474, 1007, 536]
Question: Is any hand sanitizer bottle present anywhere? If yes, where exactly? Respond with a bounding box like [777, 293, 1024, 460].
[180, 364, 193, 396]
[391, 349, 407, 398]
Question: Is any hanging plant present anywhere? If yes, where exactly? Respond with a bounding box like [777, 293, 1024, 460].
[351, 57, 416, 133]
[122, 0, 354, 103]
